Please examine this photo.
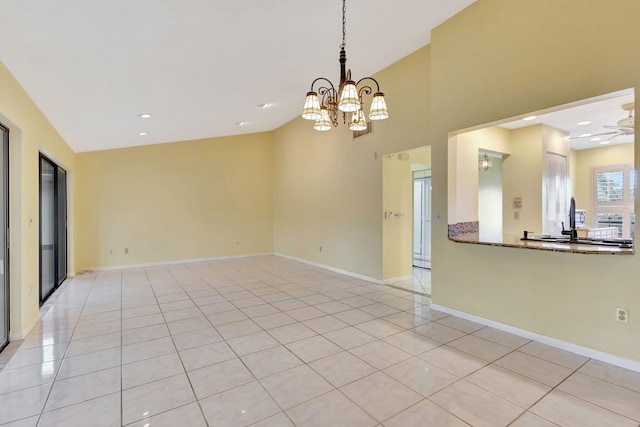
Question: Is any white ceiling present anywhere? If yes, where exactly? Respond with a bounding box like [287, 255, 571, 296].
[499, 90, 635, 150]
[0, 0, 476, 152]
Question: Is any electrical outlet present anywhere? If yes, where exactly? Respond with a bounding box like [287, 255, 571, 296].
[514, 211, 520, 220]
[616, 307, 629, 323]
[124, 248, 129, 254]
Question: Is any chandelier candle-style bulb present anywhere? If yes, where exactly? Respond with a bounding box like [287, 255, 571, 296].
[314, 107, 333, 131]
[349, 109, 367, 131]
[302, 92, 322, 120]
[338, 81, 360, 112]
[368, 92, 389, 120]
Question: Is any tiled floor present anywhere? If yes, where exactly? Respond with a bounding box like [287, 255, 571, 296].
[0, 255, 639, 426]
[389, 268, 431, 295]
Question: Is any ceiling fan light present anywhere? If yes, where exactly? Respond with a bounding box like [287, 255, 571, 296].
[369, 92, 389, 120]
[349, 109, 368, 131]
[302, 92, 322, 120]
[338, 81, 360, 112]
[314, 107, 333, 131]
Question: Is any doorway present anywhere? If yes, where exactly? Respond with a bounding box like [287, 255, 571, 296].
[0, 124, 8, 350]
[39, 154, 67, 305]
[413, 170, 431, 269]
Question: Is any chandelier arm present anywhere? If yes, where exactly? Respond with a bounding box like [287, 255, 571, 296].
[317, 86, 338, 106]
[355, 76, 381, 92]
[357, 85, 373, 99]
[310, 77, 336, 93]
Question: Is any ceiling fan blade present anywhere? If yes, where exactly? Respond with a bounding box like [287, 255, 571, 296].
[606, 132, 625, 142]
[603, 125, 634, 130]
[568, 131, 621, 139]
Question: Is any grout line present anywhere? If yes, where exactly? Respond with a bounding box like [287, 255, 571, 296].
[11, 257, 639, 426]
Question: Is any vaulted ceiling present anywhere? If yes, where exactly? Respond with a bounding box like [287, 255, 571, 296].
[0, 0, 476, 152]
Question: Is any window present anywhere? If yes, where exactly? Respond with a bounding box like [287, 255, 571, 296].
[543, 152, 568, 235]
[592, 164, 635, 239]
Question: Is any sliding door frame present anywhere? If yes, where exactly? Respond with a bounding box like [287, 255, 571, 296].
[0, 124, 8, 351]
[39, 154, 67, 305]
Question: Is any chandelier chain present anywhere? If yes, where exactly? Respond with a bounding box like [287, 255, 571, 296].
[341, 0, 346, 49]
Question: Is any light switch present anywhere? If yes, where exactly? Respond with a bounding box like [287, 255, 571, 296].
[513, 197, 523, 209]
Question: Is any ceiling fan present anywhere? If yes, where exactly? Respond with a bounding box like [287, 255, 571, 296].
[570, 102, 634, 142]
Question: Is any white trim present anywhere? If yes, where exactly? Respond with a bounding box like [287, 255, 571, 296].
[84, 253, 274, 272]
[431, 304, 640, 373]
[84, 253, 383, 285]
[9, 312, 39, 340]
[274, 253, 382, 284]
[383, 275, 412, 285]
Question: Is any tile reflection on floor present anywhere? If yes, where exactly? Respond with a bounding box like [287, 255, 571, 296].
[389, 267, 431, 295]
[0, 256, 639, 426]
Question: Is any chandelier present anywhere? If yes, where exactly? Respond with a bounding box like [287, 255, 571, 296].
[479, 153, 493, 171]
[301, 0, 389, 132]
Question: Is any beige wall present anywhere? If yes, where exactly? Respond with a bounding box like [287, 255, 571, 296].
[574, 143, 634, 224]
[431, 0, 640, 360]
[449, 126, 512, 224]
[75, 133, 274, 270]
[382, 146, 431, 280]
[502, 125, 543, 238]
[0, 61, 77, 336]
[273, 46, 431, 280]
[382, 154, 413, 280]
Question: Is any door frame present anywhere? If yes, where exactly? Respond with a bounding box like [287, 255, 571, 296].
[0, 123, 9, 351]
[412, 170, 432, 269]
[39, 154, 67, 305]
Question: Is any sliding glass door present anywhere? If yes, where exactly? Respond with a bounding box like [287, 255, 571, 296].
[39, 155, 67, 305]
[0, 124, 8, 350]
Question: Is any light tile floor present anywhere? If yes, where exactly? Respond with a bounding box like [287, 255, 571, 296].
[389, 267, 431, 295]
[0, 256, 639, 426]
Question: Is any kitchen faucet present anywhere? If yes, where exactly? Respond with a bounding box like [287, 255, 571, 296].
[561, 196, 578, 242]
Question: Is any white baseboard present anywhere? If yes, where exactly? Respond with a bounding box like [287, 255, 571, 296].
[83, 253, 275, 272]
[9, 313, 39, 340]
[274, 253, 382, 284]
[383, 275, 412, 285]
[431, 304, 640, 373]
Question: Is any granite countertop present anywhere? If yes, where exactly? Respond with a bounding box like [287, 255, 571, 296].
[449, 233, 634, 255]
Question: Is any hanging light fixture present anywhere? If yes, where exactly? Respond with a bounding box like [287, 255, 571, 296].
[479, 153, 493, 171]
[301, 0, 389, 131]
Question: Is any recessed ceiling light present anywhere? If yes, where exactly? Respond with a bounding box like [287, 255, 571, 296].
[138, 132, 148, 136]
[257, 103, 270, 109]
[590, 137, 602, 141]
[599, 140, 611, 145]
[579, 133, 592, 138]
[523, 116, 536, 121]
[235, 121, 248, 126]
[577, 121, 591, 126]
[138, 113, 152, 119]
